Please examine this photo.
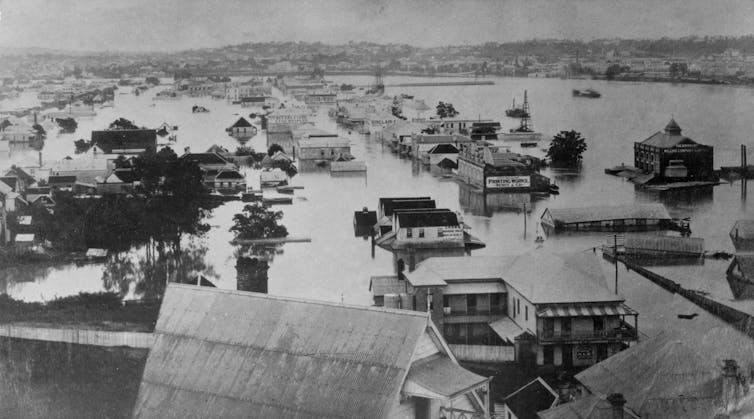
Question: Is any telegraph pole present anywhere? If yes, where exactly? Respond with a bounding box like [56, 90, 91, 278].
[522, 202, 527, 239]
[614, 234, 619, 295]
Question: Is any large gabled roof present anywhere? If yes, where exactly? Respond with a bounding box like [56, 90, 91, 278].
[133, 283, 431, 419]
[396, 209, 459, 228]
[575, 335, 747, 419]
[503, 251, 621, 304]
[638, 119, 700, 148]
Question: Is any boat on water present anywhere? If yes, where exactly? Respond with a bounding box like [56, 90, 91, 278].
[505, 91, 530, 118]
[500, 91, 543, 144]
[572, 88, 601, 98]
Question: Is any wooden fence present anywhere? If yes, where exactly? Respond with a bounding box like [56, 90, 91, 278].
[0, 324, 154, 348]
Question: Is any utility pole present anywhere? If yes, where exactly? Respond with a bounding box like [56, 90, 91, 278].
[614, 234, 619, 295]
[522, 202, 527, 239]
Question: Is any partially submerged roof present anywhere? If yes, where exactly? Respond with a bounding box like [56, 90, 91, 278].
[544, 203, 671, 224]
[379, 197, 435, 216]
[91, 129, 157, 153]
[503, 377, 559, 419]
[229, 116, 252, 128]
[133, 283, 430, 419]
[396, 209, 459, 228]
[427, 143, 459, 154]
[214, 170, 244, 180]
[181, 152, 231, 165]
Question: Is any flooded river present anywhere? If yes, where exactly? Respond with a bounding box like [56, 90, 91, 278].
[1, 75, 753, 312]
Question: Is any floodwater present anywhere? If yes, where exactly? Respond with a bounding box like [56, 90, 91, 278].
[3, 75, 754, 416]
[1, 76, 754, 314]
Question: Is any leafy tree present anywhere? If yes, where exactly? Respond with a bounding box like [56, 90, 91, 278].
[74, 138, 92, 154]
[31, 123, 46, 140]
[669, 62, 688, 78]
[546, 130, 588, 167]
[421, 126, 439, 134]
[108, 118, 140, 130]
[230, 203, 288, 240]
[55, 117, 78, 133]
[339, 83, 354, 91]
[268, 143, 284, 156]
[145, 76, 160, 85]
[0, 119, 11, 131]
[605, 64, 623, 80]
[436, 101, 459, 119]
[391, 96, 405, 120]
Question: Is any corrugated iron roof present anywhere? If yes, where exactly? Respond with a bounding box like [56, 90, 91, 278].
[489, 317, 528, 343]
[538, 393, 640, 419]
[133, 284, 430, 419]
[503, 251, 622, 304]
[404, 256, 509, 287]
[544, 203, 671, 225]
[369, 275, 411, 296]
[396, 209, 459, 228]
[575, 336, 735, 418]
[404, 354, 488, 399]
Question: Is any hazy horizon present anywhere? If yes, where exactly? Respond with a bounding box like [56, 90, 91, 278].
[2, 0, 754, 53]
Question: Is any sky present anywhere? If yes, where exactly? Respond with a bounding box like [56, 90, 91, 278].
[1, 0, 754, 52]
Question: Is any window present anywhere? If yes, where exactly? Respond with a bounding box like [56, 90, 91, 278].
[517, 299, 520, 315]
[561, 318, 572, 336]
[467, 294, 477, 315]
[543, 346, 554, 365]
[525, 305, 528, 321]
[593, 317, 604, 331]
[418, 228, 425, 238]
[543, 318, 554, 337]
[406, 228, 413, 238]
[490, 293, 505, 314]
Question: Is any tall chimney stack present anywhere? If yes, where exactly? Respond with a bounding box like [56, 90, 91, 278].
[606, 393, 626, 419]
[722, 359, 742, 414]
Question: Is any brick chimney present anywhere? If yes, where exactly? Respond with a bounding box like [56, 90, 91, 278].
[606, 393, 626, 419]
[722, 359, 743, 414]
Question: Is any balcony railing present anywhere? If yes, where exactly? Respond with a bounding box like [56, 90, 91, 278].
[539, 323, 638, 343]
[444, 307, 507, 316]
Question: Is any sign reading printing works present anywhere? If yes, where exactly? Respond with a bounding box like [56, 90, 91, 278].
[486, 175, 531, 189]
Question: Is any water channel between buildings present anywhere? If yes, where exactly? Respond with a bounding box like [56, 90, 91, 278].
[1, 75, 754, 324]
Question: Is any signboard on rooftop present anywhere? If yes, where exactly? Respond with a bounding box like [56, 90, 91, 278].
[486, 175, 530, 189]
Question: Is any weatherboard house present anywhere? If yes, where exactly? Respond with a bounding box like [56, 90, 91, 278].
[132, 283, 490, 419]
[633, 118, 714, 182]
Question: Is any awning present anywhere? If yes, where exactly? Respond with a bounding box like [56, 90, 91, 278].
[489, 317, 530, 342]
[404, 354, 489, 399]
[537, 303, 637, 318]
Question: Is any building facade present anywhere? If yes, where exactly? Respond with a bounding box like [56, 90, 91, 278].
[634, 119, 714, 181]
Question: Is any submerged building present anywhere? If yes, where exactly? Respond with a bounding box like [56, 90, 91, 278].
[457, 143, 550, 192]
[633, 118, 714, 182]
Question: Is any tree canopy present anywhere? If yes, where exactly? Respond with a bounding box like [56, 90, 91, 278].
[108, 117, 140, 130]
[268, 143, 284, 156]
[546, 130, 588, 167]
[230, 203, 288, 240]
[436, 101, 459, 119]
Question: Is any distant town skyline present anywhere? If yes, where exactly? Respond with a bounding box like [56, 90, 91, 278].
[2, 0, 754, 52]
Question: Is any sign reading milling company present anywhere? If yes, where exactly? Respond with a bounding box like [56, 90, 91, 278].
[486, 175, 531, 189]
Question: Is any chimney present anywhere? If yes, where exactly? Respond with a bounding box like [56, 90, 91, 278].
[606, 393, 626, 419]
[722, 359, 743, 414]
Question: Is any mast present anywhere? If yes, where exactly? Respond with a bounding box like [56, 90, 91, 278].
[519, 90, 532, 132]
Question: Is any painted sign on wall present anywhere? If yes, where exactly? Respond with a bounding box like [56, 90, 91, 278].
[486, 175, 531, 189]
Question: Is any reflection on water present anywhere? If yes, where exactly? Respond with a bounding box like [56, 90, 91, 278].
[459, 182, 549, 217]
[3, 76, 754, 309]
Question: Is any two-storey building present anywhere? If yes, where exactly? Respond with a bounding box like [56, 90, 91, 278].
[374, 251, 639, 367]
[457, 143, 550, 192]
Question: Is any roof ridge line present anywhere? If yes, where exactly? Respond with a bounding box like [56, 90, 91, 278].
[168, 283, 430, 318]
